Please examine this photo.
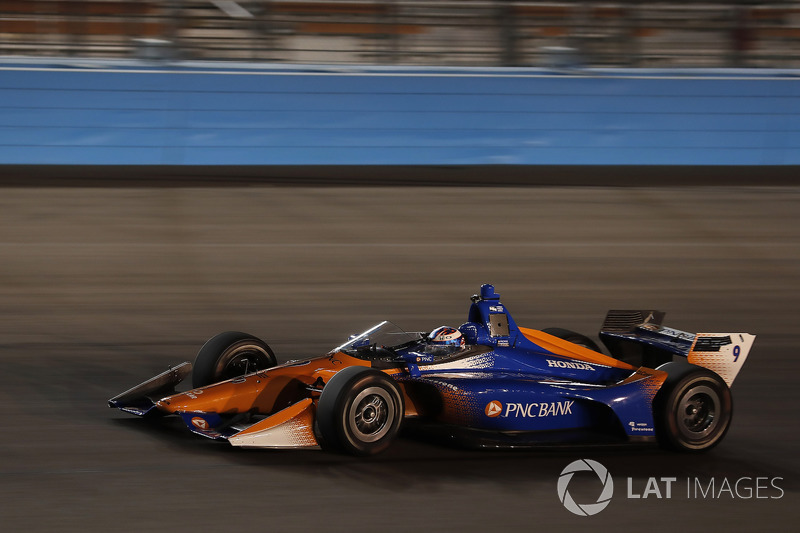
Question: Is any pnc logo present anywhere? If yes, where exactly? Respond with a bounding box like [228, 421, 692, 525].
[485, 400, 503, 417]
[191, 417, 209, 430]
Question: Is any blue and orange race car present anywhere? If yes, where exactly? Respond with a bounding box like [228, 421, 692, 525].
[109, 284, 755, 455]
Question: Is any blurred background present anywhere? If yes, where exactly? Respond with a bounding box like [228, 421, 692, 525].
[0, 2, 798, 533]
[1, 0, 800, 67]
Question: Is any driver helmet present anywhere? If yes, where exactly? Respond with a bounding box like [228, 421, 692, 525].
[428, 326, 465, 348]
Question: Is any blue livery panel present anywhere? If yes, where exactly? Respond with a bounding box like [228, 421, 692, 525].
[389, 284, 664, 442]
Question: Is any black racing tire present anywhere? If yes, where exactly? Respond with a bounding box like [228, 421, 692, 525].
[192, 331, 277, 388]
[653, 362, 732, 452]
[541, 327, 602, 353]
[316, 366, 404, 456]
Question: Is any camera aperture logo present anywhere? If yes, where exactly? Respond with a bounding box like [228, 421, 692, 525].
[557, 459, 614, 516]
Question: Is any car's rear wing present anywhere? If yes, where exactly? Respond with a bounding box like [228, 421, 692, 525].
[599, 310, 755, 386]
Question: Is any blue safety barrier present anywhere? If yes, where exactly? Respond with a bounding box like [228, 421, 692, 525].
[1, 62, 798, 166]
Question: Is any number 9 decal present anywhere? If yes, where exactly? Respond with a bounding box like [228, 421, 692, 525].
[733, 345, 741, 362]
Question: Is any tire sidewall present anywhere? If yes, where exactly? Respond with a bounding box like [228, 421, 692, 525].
[317, 367, 404, 456]
[656, 365, 732, 452]
[192, 331, 276, 388]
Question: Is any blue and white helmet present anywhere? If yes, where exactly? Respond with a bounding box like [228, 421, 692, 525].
[428, 326, 465, 347]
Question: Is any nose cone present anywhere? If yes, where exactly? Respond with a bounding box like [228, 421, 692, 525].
[156, 376, 263, 415]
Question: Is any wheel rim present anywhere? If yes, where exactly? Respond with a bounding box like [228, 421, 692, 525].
[218, 344, 272, 381]
[347, 386, 395, 443]
[677, 384, 719, 440]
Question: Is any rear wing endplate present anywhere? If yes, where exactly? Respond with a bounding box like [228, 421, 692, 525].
[599, 310, 754, 386]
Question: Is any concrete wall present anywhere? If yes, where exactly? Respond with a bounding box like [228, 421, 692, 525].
[1, 62, 798, 167]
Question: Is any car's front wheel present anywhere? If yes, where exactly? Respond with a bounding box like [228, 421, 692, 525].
[316, 367, 404, 456]
[192, 331, 277, 388]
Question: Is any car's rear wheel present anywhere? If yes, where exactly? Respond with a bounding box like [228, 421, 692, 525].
[541, 327, 602, 352]
[654, 363, 732, 452]
[316, 367, 404, 456]
[192, 331, 277, 388]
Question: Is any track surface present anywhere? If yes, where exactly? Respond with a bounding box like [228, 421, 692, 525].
[0, 186, 798, 531]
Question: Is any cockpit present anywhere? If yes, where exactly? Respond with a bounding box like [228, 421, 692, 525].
[333, 321, 470, 361]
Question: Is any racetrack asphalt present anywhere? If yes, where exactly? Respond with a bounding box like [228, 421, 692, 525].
[0, 185, 797, 532]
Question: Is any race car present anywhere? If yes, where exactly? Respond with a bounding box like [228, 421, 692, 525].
[109, 284, 755, 456]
